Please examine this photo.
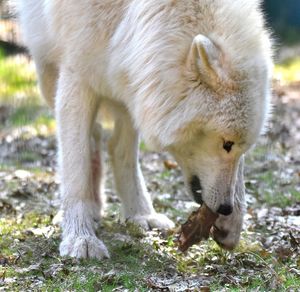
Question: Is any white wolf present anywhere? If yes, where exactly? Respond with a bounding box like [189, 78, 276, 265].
[17, 0, 272, 259]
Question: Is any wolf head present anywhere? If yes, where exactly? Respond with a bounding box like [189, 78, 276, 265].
[139, 33, 272, 214]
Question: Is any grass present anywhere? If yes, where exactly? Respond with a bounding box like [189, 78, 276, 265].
[0, 166, 298, 291]
[0, 211, 175, 290]
[0, 51, 38, 102]
[0, 209, 298, 290]
[251, 168, 300, 208]
[245, 144, 300, 208]
[274, 56, 300, 83]
[0, 49, 55, 134]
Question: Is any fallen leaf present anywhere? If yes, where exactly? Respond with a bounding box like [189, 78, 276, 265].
[177, 204, 218, 252]
[163, 160, 178, 170]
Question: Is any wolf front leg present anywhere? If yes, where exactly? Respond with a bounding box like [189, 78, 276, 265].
[56, 69, 109, 259]
[108, 105, 174, 230]
[211, 157, 246, 250]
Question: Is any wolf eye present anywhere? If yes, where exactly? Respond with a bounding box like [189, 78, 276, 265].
[223, 141, 234, 153]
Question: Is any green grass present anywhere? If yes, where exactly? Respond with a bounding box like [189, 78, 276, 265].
[274, 57, 300, 83]
[0, 50, 38, 103]
[250, 168, 300, 208]
[139, 141, 149, 152]
[262, 187, 300, 207]
[245, 145, 300, 208]
[0, 211, 176, 290]
[0, 50, 55, 134]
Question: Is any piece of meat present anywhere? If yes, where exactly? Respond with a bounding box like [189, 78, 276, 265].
[177, 204, 219, 252]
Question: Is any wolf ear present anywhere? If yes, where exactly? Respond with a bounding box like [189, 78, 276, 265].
[187, 35, 229, 90]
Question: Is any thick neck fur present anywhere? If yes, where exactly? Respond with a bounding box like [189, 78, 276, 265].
[108, 0, 272, 148]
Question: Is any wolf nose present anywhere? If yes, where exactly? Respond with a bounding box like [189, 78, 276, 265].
[217, 204, 233, 216]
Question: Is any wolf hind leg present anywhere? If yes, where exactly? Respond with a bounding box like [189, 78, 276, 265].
[35, 62, 58, 109]
[91, 122, 106, 219]
[108, 104, 174, 230]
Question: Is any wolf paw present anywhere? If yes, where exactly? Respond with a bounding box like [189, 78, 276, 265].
[127, 213, 175, 230]
[59, 235, 110, 259]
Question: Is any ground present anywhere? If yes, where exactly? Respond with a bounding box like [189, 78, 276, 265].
[0, 51, 299, 291]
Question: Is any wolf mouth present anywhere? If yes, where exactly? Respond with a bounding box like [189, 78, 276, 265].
[190, 175, 203, 204]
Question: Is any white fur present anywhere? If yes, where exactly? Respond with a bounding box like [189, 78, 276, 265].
[17, 0, 272, 258]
